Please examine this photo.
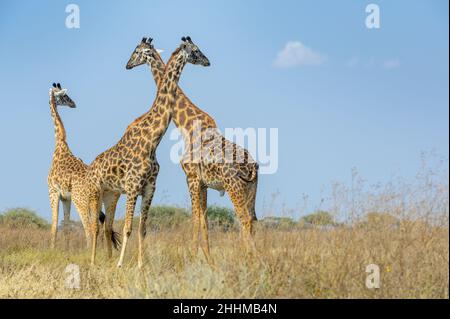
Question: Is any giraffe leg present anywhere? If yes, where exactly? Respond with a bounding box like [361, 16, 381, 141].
[138, 181, 156, 269]
[78, 205, 91, 250]
[198, 185, 214, 265]
[117, 195, 138, 268]
[192, 212, 200, 255]
[187, 177, 201, 257]
[89, 198, 101, 266]
[247, 181, 258, 222]
[102, 191, 120, 259]
[226, 184, 255, 250]
[71, 188, 92, 249]
[61, 198, 71, 249]
[188, 178, 213, 264]
[61, 198, 71, 228]
[49, 188, 60, 249]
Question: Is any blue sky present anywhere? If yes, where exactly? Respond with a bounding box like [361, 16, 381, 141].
[0, 0, 448, 221]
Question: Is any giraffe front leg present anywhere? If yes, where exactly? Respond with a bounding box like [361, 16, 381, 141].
[117, 194, 138, 268]
[138, 181, 156, 269]
[187, 177, 201, 256]
[198, 185, 214, 266]
[192, 210, 200, 256]
[49, 188, 60, 249]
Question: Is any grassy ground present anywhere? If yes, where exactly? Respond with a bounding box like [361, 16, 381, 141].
[0, 219, 448, 298]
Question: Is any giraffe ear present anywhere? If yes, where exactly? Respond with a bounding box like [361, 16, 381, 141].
[52, 83, 57, 88]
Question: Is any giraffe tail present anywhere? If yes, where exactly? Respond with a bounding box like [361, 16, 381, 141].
[110, 230, 122, 250]
[98, 211, 122, 250]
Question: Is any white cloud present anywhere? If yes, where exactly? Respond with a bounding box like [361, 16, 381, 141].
[274, 41, 325, 68]
[383, 58, 400, 69]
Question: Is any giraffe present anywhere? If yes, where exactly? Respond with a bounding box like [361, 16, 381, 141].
[126, 37, 259, 264]
[47, 83, 121, 250]
[86, 37, 210, 268]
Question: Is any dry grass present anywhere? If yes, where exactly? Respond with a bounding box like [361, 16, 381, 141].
[1, 155, 448, 298]
[0, 219, 448, 299]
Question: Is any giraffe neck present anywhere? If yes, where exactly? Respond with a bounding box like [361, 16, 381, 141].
[121, 48, 188, 153]
[49, 92, 67, 146]
[158, 49, 187, 102]
[145, 52, 217, 135]
[146, 52, 165, 89]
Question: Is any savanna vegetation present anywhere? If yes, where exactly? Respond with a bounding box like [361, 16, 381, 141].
[0, 158, 448, 298]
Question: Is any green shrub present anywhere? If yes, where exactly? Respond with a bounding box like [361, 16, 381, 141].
[148, 205, 190, 230]
[115, 205, 238, 231]
[206, 206, 236, 230]
[0, 208, 49, 229]
[300, 211, 336, 227]
[260, 216, 296, 230]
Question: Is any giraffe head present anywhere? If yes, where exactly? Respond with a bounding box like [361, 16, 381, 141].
[180, 36, 210, 67]
[49, 83, 76, 108]
[126, 37, 161, 69]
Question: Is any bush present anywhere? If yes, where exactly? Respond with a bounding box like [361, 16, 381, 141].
[115, 205, 237, 232]
[300, 211, 336, 227]
[260, 216, 296, 230]
[206, 206, 236, 230]
[148, 205, 190, 230]
[0, 208, 49, 229]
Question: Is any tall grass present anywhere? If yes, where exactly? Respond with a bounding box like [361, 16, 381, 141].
[0, 155, 448, 298]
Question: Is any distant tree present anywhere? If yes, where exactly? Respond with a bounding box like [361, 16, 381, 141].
[0, 208, 49, 229]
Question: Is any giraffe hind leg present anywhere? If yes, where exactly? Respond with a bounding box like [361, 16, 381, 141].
[226, 182, 255, 251]
[71, 189, 92, 249]
[247, 181, 258, 222]
[102, 191, 120, 259]
[117, 194, 138, 268]
[188, 177, 214, 265]
[138, 182, 156, 269]
[89, 195, 102, 266]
